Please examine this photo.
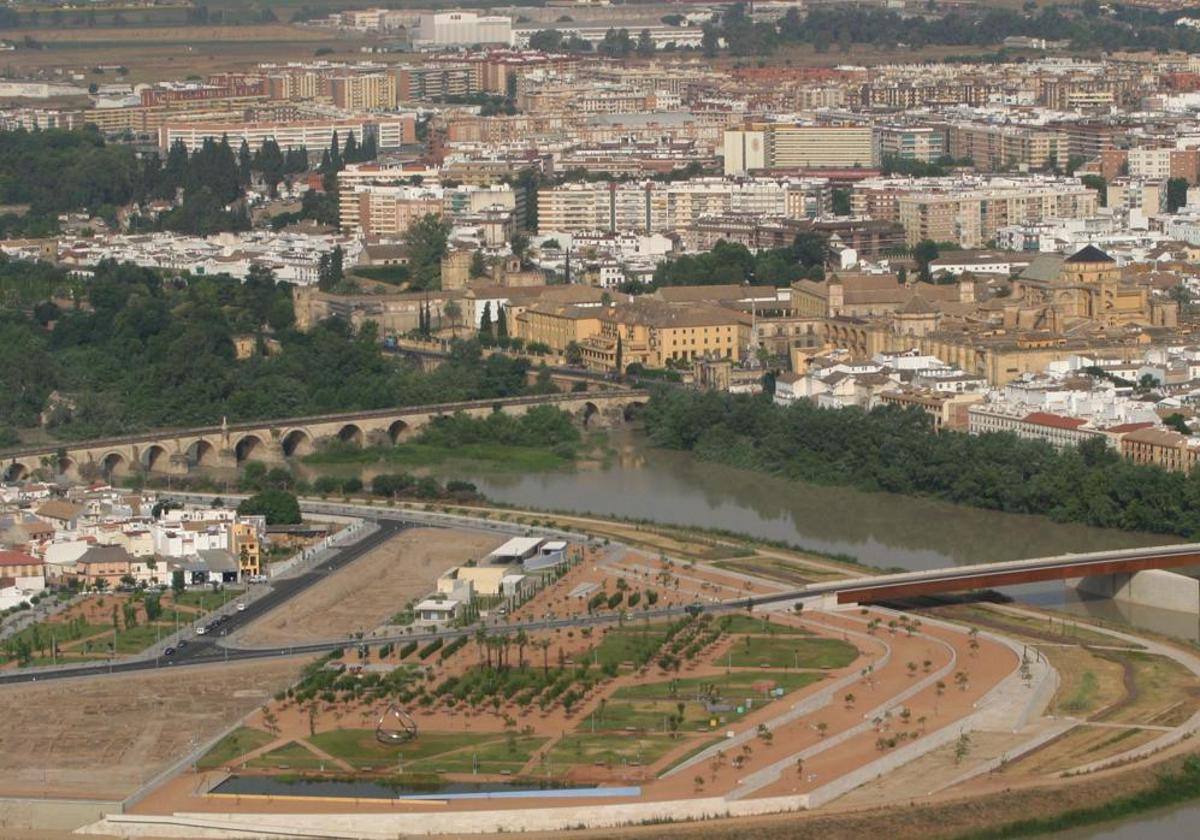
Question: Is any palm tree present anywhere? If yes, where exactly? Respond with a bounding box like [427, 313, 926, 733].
[514, 629, 529, 669]
[536, 638, 552, 678]
[474, 627, 487, 665]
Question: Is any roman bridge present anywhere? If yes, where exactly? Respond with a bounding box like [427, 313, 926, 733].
[0, 391, 649, 482]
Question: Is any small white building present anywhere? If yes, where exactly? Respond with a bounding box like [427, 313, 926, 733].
[415, 598, 460, 625]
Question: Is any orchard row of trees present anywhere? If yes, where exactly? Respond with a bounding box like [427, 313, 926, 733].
[642, 388, 1200, 538]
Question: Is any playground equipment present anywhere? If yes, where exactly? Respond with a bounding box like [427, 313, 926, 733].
[375, 704, 418, 744]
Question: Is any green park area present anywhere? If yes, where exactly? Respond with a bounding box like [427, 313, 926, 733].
[596, 670, 826, 734]
[546, 733, 679, 768]
[717, 636, 859, 670]
[198, 727, 276, 770]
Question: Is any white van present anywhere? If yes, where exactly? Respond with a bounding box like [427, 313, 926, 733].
[196, 625, 207, 636]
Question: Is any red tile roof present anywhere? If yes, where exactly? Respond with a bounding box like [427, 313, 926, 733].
[1022, 412, 1089, 430]
[0, 550, 41, 567]
[1104, 422, 1156, 434]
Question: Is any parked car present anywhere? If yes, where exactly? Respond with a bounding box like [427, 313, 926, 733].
[196, 626, 206, 636]
[236, 602, 245, 612]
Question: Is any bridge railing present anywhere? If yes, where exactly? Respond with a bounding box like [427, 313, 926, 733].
[0, 390, 650, 460]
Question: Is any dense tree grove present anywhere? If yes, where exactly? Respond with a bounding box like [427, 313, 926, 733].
[0, 259, 549, 442]
[0, 127, 367, 237]
[648, 235, 829, 290]
[643, 389, 1200, 538]
[416, 405, 581, 451]
[700, 3, 1200, 58]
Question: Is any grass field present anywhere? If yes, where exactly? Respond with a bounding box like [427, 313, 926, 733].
[1095, 651, 1200, 728]
[197, 726, 276, 770]
[592, 625, 672, 668]
[1049, 646, 1127, 719]
[307, 729, 499, 770]
[719, 615, 811, 636]
[172, 588, 243, 612]
[546, 733, 679, 768]
[718, 636, 859, 670]
[613, 670, 824, 703]
[406, 736, 547, 774]
[712, 556, 819, 587]
[248, 741, 329, 771]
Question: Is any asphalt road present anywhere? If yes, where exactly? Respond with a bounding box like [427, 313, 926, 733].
[0, 517, 409, 685]
[0, 510, 786, 686]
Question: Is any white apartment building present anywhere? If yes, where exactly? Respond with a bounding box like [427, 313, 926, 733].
[537, 177, 829, 235]
[724, 124, 876, 175]
[415, 12, 512, 48]
[158, 115, 416, 154]
[1106, 178, 1168, 218]
[967, 405, 1106, 450]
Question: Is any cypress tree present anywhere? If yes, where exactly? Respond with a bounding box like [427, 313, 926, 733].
[496, 305, 508, 338]
[480, 301, 493, 335]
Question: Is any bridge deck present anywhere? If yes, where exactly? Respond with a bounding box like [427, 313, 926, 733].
[796, 543, 1200, 604]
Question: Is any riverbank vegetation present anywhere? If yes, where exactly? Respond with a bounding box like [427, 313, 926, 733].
[959, 754, 1200, 839]
[643, 390, 1200, 538]
[302, 406, 587, 472]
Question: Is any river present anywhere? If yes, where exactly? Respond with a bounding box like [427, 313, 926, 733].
[299, 432, 1177, 571]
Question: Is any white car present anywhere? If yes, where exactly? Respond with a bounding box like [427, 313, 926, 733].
[196, 625, 207, 636]
[236, 602, 245, 612]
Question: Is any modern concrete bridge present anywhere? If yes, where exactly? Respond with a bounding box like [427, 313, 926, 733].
[0, 391, 649, 482]
[789, 542, 1200, 612]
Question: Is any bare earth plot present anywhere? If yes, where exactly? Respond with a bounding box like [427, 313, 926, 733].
[0, 658, 301, 800]
[235, 528, 505, 646]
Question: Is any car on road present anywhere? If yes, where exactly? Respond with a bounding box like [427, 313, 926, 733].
[164, 647, 176, 656]
[236, 602, 245, 612]
[196, 626, 206, 635]
[177, 639, 188, 648]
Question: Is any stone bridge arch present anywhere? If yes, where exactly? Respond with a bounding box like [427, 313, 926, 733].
[3, 459, 34, 482]
[139, 443, 171, 473]
[186, 438, 220, 468]
[234, 434, 267, 463]
[281, 428, 314, 458]
[335, 423, 365, 448]
[100, 451, 130, 478]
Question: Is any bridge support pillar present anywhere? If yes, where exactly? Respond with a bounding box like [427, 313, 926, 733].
[1070, 569, 1200, 613]
[161, 454, 191, 476]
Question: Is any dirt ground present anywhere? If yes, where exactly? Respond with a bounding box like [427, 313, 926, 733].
[234, 528, 505, 646]
[0, 658, 302, 800]
[4, 25, 372, 84]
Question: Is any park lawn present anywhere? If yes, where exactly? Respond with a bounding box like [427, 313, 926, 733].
[307, 728, 498, 770]
[718, 636, 859, 670]
[406, 736, 548, 774]
[197, 727, 276, 770]
[170, 588, 243, 613]
[592, 625, 672, 668]
[3, 619, 111, 652]
[719, 615, 811, 636]
[613, 670, 824, 702]
[247, 741, 328, 771]
[588, 698, 711, 733]
[112, 621, 178, 654]
[547, 733, 679, 768]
